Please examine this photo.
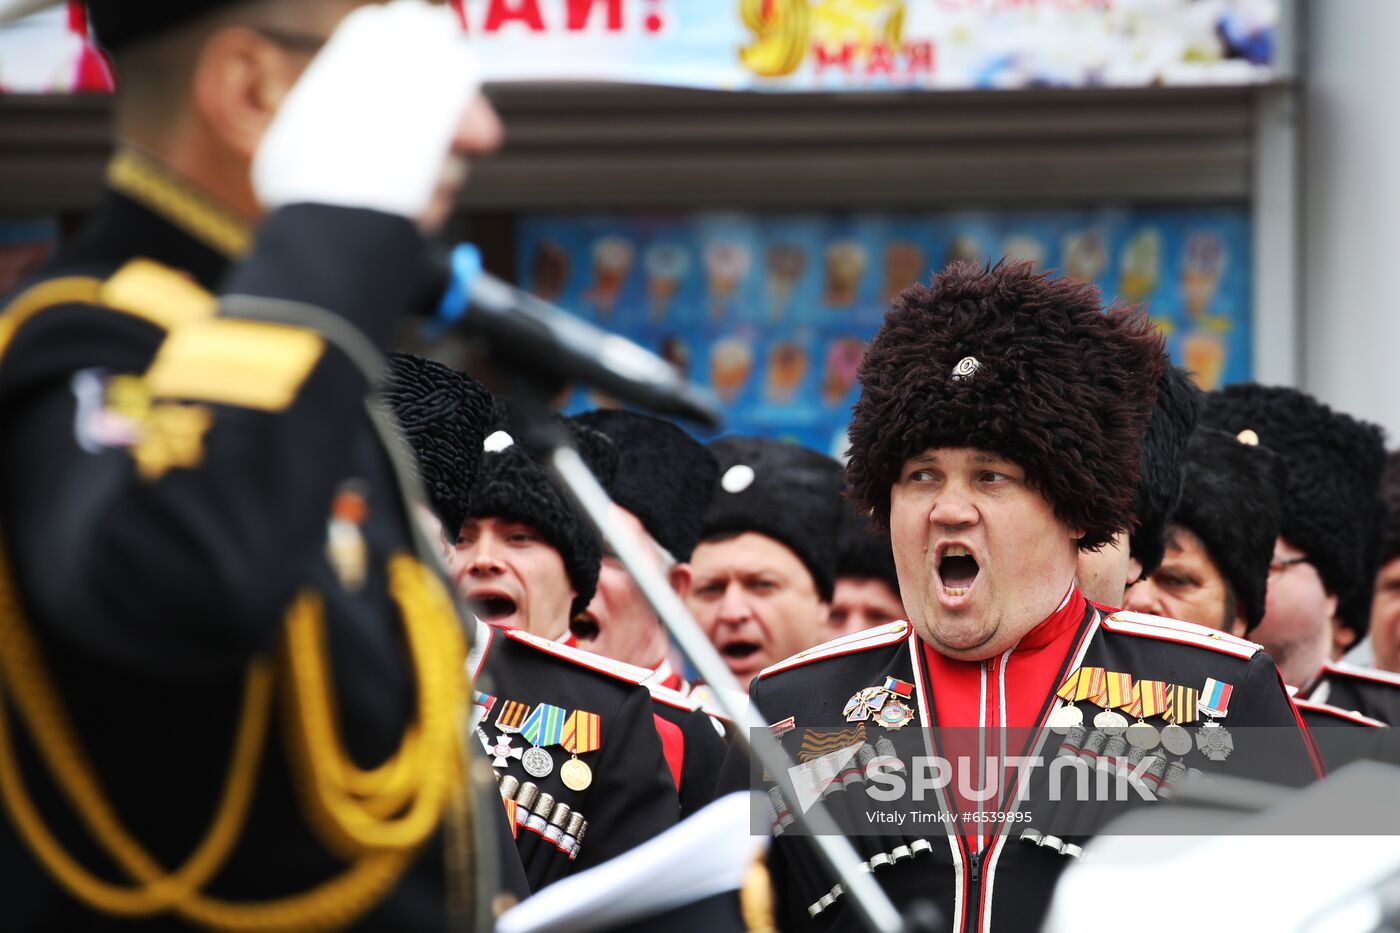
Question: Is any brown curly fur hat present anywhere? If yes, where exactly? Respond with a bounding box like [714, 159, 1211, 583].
[846, 261, 1166, 551]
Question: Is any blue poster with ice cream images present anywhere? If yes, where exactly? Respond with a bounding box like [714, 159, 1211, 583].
[518, 206, 1252, 457]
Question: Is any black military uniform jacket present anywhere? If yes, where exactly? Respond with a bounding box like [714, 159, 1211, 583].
[645, 681, 729, 819]
[0, 152, 473, 930]
[472, 623, 681, 892]
[1301, 661, 1400, 727]
[719, 599, 1320, 932]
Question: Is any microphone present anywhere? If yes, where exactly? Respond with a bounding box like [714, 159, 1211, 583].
[426, 244, 722, 428]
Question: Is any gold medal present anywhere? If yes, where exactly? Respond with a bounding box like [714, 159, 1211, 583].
[561, 756, 593, 791]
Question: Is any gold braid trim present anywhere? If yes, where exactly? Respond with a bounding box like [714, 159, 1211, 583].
[0, 530, 462, 929]
[280, 556, 466, 858]
[0, 230, 470, 932]
[107, 148, 253, 260]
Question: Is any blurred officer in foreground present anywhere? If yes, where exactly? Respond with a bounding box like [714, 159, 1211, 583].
[687, 436, 845, 691]
[721, 262, 1319, 931]
[0, 1, 501, 928]
[385, 357, 684, 892]
[1076, 363, 1201, 611]
[1203, 385, 1400, 723]
[826, 501, 905, 639]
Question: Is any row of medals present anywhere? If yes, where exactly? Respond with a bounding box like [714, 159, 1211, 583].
[1047, 702, 1221, 759]
[478, 724, 594, 791]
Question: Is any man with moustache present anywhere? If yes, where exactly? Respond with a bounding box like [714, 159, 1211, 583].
[686, 436, 845, 691]
[0, 2, 502, 927]
[722, 262, 1318, 931]
[1202, 384, 1400, 725]
[568, 408, 717, 690]
[568, 408, 730, 818]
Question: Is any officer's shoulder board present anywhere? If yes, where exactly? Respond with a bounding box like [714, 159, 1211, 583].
[1, 258, 324, 414]
[1321, 661, 1400, 691]
[498, 627, 655, 685]
[1293, 697, 1386, 728]
[759, 620, 911, 680]
[1100, 611, 1261, 661]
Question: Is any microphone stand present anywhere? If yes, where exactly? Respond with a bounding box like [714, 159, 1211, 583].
[506, 396, 921, 933]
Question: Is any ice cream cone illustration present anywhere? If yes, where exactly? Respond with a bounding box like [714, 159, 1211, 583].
[765, 341, 808, 404]
[1062, 228, 1108, 283]
[1001, 234, 1045, 270]
[1182, 332, 1227, 390]
[882, 242, 924, 304]
[944, 233, 982, 268]
[1118, 228, 1162, 302]
[1181, 231, 1226, 319]
[585, 236, 635, 319]
[528, 240, 570, 300]
[704, 242, 752, 319]
[710, 336, 754, 403]
[644, 242, 690, 322]
[765, 243, 806, 321]
[822, 337, 865, 406]
[824, 240, 867, 308]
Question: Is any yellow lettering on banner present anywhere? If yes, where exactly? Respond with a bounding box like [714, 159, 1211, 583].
[144, 319, 324, 413]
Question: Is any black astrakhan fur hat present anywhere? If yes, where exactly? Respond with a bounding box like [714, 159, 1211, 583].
[381, 352, 494, 537]
[702, 436, 845, 600]
[1173, 428, 1286, 631]
[846, 261, 1166, 550]
[574, 409, 719, 563]
[836, 502, 901, 596]
[465, 404, 619, 617]
[1130, 363, 1204, 578]
[1201, 383, 1387, 639]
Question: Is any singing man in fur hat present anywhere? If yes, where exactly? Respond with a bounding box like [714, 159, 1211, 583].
[687, 436, 846, 690]
[385, 357, 683, 891]
[721, 262, 1319, 932]
[1202, 384, 1400, 724]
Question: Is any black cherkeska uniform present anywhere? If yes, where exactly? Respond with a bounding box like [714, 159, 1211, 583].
[0, 151, 487, 929]
[1300, 661, 1400, 726]
[471, 623, 681, 891]
[645, 681, 729, 820]
[720, 593, 1321, 932]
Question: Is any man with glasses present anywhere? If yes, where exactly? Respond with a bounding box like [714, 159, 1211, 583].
[0, 1, 502, 928]
[1203, 385, 1400, 724]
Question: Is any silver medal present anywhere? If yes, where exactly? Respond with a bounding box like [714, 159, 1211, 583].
[1159, 723, 1192, 756]
[1125, 720, 1160, 750]
[1195, 722, 1234, 761]
[1093, 709, 1129, 735]
[1048, 704, 1084, 735]
[522, 746, 554, 778]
